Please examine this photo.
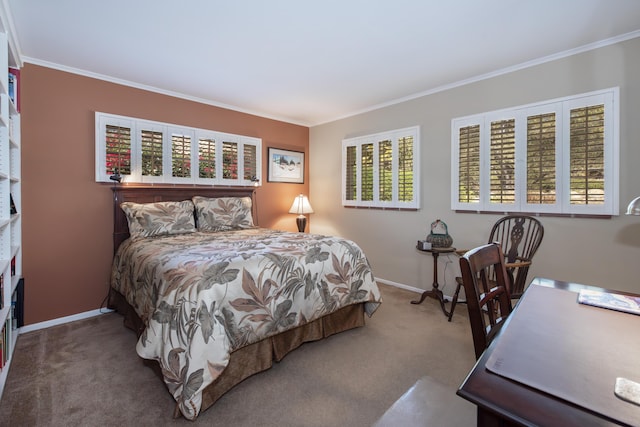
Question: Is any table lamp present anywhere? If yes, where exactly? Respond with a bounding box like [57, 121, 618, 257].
[626, 196, 640, 215]
[289, 194, 314, 232]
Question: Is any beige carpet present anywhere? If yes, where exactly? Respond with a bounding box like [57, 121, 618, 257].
[0, 284, 477, 426]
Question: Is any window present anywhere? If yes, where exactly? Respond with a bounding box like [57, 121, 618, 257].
[452, 88, 619, 216]
[95, 112, 261, 186]
[105, 123, 132, 176]
[171, 131, 191, 179]
[342, 126, 419, 209]
[141, 129, 163, 177]
[198, 137, 216, 179]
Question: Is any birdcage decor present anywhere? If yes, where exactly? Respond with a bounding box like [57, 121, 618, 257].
[426, 219, 453, 248]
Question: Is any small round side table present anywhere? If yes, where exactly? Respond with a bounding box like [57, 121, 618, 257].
[411, 245, 456, 318]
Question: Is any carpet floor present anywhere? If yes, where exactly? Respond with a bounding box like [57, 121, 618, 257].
[0, 284, 477, 426]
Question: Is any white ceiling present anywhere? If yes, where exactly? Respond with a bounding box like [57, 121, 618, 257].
[6, 0, 640, 126]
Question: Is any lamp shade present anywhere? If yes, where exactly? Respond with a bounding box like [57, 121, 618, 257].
[289, 194, 314, 215]
[626, 196, 640, 215]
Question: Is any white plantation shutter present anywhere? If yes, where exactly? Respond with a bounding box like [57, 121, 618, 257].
[222, 141, 238, 180]
[569, 104, 605, 205]
[171, 132, 192, 179]
[526, 112, 557, 205]
[457, 123, 481, 205]
[342, 126, 420, 209]
[141, 129, 163, 177]
[95, 112, 261, 185]
[105, 124, 131, 176]
[452, 88, 618, 215]
[135, 121, 166, 183]
[489, 118, 516, 206]
[378, 140, 392, 202]
[243, 144, 257, 181]
[198, 137, 216, 179]
[361, 143, 374, 202]
[345, 146, 357, 202]
[397, 136, 414, 203]
[96, 114, 134, 182]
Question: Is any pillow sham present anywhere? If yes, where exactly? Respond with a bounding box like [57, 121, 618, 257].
[192, 196, 255, 232]
[120, 200, 196, 239]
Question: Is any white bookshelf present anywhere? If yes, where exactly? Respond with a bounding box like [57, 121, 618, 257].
[0, 4, 21, 400]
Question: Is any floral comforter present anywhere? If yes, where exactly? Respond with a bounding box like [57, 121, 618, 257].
[110, 228, 381, 420]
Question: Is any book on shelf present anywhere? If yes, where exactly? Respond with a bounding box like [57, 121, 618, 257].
[10, 193, 17, 215]
[578, 289, 640, 315]
[7, 71, 14, 105]
[5, 318, 10, 355]
[15, 278, 23, 328]
[7, 67, 19, 112]
[10, 290, 17, 330]
[0, 320, 5, 369]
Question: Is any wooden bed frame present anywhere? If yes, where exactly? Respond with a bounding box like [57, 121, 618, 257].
[108, 185, 366, 418]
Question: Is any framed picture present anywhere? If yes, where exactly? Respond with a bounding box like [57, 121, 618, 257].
[267, 147, 304, 183]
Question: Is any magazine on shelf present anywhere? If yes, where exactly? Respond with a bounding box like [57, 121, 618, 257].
[578, 289, 640, 315]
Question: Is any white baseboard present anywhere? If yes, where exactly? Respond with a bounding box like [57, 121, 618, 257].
[19, 308, 114, 334]
[376, 277, 422, 293]
[375, 277, 455, 300]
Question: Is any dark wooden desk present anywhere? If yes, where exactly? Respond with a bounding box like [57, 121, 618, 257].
[457, 277, 640, 427]
[411, 246, 456, 317]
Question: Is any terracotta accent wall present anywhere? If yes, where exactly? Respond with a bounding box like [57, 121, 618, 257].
[21, 64, 309, 325]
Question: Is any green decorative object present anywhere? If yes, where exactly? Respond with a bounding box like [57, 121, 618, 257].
[426, 219, 453, 248]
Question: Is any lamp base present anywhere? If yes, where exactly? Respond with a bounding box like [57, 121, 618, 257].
[296, 215, 307, 233]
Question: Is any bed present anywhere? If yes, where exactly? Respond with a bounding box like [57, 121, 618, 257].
[108, 185, 382, 420]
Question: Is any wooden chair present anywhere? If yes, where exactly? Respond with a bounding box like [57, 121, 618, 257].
[448, 215, 544, 321]
[489, 215, 544, 298]
[459, 242, 513, 360]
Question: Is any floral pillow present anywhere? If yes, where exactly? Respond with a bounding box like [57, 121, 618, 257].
[192, 196, 255, 232]
[120, 200, 196, 239]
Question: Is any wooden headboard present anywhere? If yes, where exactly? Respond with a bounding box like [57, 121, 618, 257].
[112, 185, 257, 254]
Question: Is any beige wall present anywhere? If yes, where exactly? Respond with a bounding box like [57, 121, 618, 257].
[309, 37, 640, 295]
[21, 64, 309, 325]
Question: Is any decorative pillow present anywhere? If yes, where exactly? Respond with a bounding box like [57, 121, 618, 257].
[120, 200, 196, 239]
[193, 196, 255, 232]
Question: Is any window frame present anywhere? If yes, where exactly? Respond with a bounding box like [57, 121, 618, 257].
[451, 88, 619, 216]
[95, 112, 262, 186]
[342, 126, 420, 209]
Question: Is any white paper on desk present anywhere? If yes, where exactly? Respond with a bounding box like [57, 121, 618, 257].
[485, 284, 640, 426]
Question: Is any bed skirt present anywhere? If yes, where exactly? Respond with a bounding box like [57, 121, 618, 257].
[108, 288, 366, 417]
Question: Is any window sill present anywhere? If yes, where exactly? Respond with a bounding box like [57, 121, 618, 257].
[454, 210, 612, 219]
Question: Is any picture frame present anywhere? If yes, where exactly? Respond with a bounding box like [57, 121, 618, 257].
[267, 147, 304, 183]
